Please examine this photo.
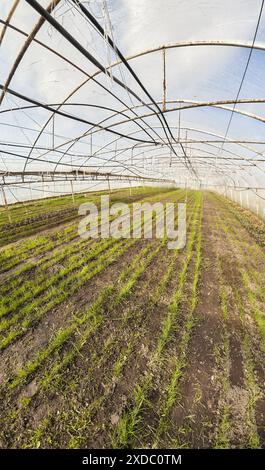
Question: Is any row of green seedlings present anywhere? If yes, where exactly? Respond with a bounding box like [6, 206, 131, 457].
[151, 204, 203, 449]
[216, 202, 264, 446]
[0, 188, 181, 296]
[0, 189, 94, 225]
[0, 186, 151, 265]
[207, 195, 265, 310]
[109, 195, 203, 448]
[0, 190, 185, 349]
[0, 186, 159, 228]
[0, 241, 158, 446]
[212, 199, 242, 448]
[0, 187, 166, 246]
[0, 208, 82, 247]
[2, 189, 180, 316]
[0, 193, 153, 293]
[5, 191, 194, 400]
[0, 236, 123, 332]
[0, 189, 118, 245]
[237, 295, 262, 448]
[213, 193, 265, 249]
[212, 194, 265, 350]
[0, 190, 188, 387]
[213, 207, 261, 448]
[0, 186, 144, 270]
[15, 193, 201, 448]
[1, 205, 78, 232]
[0, 187, 178, 275]
[212, 246, 232, 448]
[0, 190, 121, 263]
[113, 200, 202, 450]
[209, 193, 265, 274]
[0, 195, 72, 224]
[0, 205, 130, 302]
[37, 194, 201, 448]
[0, 196, 192, 447]
[0, 221, 80, 275]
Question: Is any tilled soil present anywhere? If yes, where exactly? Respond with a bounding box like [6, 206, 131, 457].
[0, 189, 264, 449]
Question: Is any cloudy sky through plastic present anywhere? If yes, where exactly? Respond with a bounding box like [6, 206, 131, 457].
[1, 0, 265, 201]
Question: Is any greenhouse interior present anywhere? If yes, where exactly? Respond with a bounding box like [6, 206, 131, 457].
[0, 0, 265, 457]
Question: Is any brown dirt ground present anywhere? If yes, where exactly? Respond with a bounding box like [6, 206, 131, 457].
[0, 190, 264, 449]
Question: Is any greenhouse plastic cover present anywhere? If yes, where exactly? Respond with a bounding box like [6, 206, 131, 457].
[1, 0, 265, 201]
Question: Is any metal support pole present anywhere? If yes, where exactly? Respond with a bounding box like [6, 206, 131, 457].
[42, 174, 45, 199]
[178, 108, 181, 141]
[162, 47, 166, 112]
[108, 177, 111, 194]
[70, 180, 75, 205]
[52, 115, 55, 150]
[90, 133, 93, 158]
[239, 191, 243, 208]
[246, 191, 249, 208]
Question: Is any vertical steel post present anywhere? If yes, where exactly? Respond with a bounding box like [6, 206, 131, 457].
[70, 180, 75, 205]
[162, 47, 166, 112]
[52, 115, 55, 150]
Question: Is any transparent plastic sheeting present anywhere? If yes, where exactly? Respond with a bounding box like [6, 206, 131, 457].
[0, 0, 265, 211]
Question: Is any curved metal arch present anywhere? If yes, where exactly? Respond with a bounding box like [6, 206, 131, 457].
[20, 37, 265, 172]
[88, 124, 265, 176]
[2, 7, 265, 188]
[178, 125, 265, 157]
[93, 133, 260, 183]
[4, 97, 265, 138]
[26, 95, 265, 175]
[0, 0, 61, 106]
[130, 143, 263, 183]
[55, 96, 265, 162]
[0, 0, 20, 46]
[24, 82, 265, 174]
[0, 17, 160, 172]
[114, 134, 262, 171]
[133, 145, 259, 169]
[86, 125, 265, 180]
[73, 39, 265, 94]
[103, 98, 265, 132]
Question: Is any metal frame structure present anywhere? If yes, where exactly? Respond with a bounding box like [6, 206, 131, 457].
[1, 0, 265, 206]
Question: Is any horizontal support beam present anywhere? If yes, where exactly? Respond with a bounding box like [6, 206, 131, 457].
[0, 170, 174, 186]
